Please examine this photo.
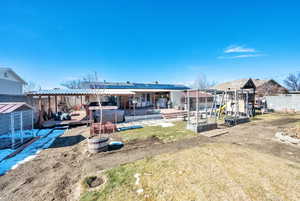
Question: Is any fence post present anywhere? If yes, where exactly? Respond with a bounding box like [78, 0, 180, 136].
[32, 110, 35, 137]
[20, 112, 23, 144]
[11, 113, 15, 149]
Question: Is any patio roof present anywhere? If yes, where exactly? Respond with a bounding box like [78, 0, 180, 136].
[82, 82, 190, 90]
[26, 89, 136, 96]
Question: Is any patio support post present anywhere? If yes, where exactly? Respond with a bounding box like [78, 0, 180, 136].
[48, 96, 51, 114]
[187, 90, 190, 126]
[39, 96, 42, 111]
[153, 94, 156, 109]
[55, 96, 58, 113]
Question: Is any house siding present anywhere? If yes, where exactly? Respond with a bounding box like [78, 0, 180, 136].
[0, 79, 23, 95]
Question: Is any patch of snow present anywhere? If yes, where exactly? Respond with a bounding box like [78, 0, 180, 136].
[11, 154, 38, 170]
[157, 122, 174, 127]
[134, 173, 141, 185]
[136, 189, 144, 194]
[0, 129, 65, 175]
[275, 132, 300, 144]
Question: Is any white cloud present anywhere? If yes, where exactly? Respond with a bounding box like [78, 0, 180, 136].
[224, 45, 256, 53]
[217, 54, 264, 59]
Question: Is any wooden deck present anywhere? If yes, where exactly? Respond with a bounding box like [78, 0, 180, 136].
[42, 110, 91, 128]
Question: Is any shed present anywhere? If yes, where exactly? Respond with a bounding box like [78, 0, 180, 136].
[0, 102, 34, 142]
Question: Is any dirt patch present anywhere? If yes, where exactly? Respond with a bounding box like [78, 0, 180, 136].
[22, 177, 35, 185]
[1, 114, 300, 201]
[0, 181, 9, 191]
[54, 174, 72, 201]
[269, 118, 300, 126]
[126, 135, 161, 146]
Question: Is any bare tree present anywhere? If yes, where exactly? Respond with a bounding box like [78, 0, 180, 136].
[61, 79, 82, 89]
[24, 81, 41, 92]
[284, 73, 300, 91]
[61, 72, 100, 89]
[192, 74, 216, 90]
[82, 72, 99, 83]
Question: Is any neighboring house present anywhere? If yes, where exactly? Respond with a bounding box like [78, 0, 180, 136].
[0, 68, 26, 95]
[252, 79, 288, 97]
[211, 78, 288, 97]
[211, 78, 289, 113]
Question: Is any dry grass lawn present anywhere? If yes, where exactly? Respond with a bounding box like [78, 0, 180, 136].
[252, 113, 300, 122]
[80, 143, 300, 201]
[119, 121, 197, 142]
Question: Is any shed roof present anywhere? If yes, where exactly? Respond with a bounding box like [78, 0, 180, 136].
[0, 102, 33, 114]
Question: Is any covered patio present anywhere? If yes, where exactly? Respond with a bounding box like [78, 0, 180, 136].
[26, 88, 185, 127]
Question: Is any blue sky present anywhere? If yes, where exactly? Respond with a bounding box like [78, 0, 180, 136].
[1, 0, 300, 88]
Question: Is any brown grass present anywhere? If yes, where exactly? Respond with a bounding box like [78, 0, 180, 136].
[119, 121, 197, 143]
[80, 143, 300, 201]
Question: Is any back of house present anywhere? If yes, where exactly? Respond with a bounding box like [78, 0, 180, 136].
[0, 68, 26, 95]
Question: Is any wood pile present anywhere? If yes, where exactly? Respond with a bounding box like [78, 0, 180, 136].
[90, 122, 116, 136]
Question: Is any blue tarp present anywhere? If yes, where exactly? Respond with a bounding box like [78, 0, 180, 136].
[0, 129, 65, 175]
[117, 125, 143, 132]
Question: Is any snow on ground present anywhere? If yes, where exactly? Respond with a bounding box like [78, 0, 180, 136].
[0, 129, 65, 175]
[118, 118, 177, 128]
[157, 122, 174, 127]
